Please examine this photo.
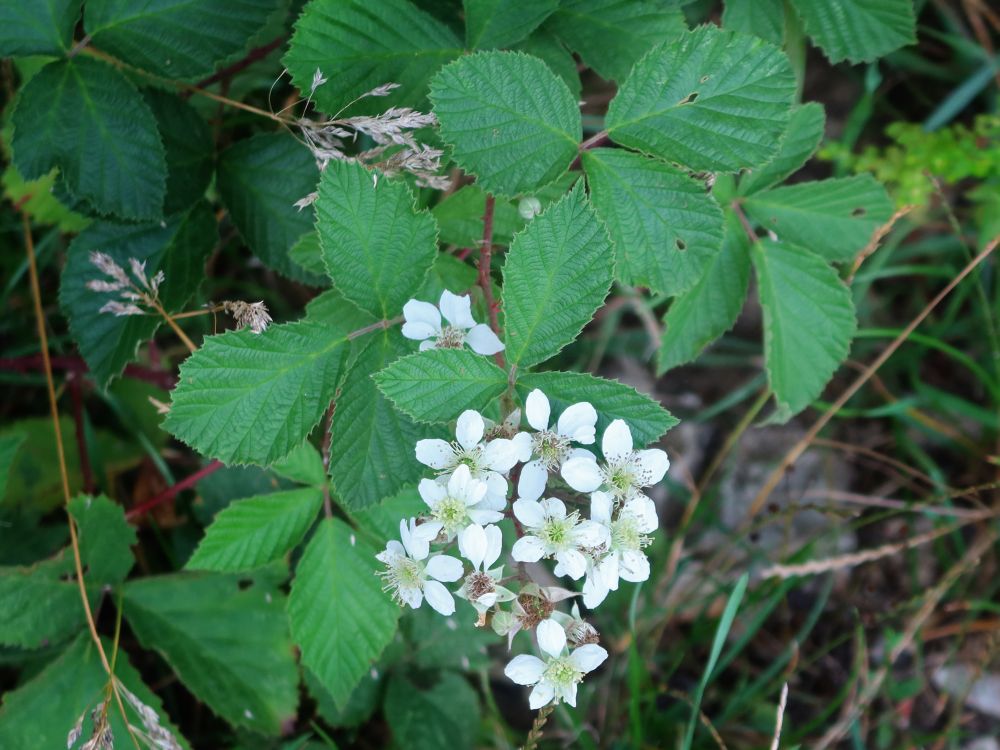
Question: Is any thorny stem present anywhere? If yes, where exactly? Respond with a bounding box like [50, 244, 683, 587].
[730, 200, 758, 245]
[347, 315, 404, 340]
[570, 130, 610, 169]
[321, 403, 336, 519]
[125, 460, 224, 520]
[479, 194, 506, 368]
[193, 35, 285, 91]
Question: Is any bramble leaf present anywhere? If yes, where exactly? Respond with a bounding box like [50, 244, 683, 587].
[289, 518, 400, 709]
[385, 671, 481, 750]
[606, 26, 796, 172]
[722, 0, 784, 45]
[501, 185, 614, 367]
[465, 0, 558, 49]
[0, 0, 81, 57]
[430, 51, 581, 198]
[375, 349, 509, 423]
[583, 147, 724, 295]
[789, 0, 916, 63]
[738, 102, 826, 196]
[11, 56, 167, 219]
[752, 239, 856, 418]
[143, 89, 214, 215]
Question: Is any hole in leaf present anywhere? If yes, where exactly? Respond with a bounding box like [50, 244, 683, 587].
[678, 92, 699, 105]
[675, 238, 687, 251]
[852, 206, 867, 217]
[237, 578, 254, 590]
[700, 74, 711, 83]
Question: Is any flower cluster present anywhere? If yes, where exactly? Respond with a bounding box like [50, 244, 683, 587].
[377, 291, 670, 710]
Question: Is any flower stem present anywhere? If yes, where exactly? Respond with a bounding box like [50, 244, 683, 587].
[150, 299, 198, 353]
[523, 704, 555, 750]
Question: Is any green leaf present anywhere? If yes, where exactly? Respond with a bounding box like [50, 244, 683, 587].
[289, 232, 329, 279]
[84, 0, 281, 79]
[307, 666, 380, 729]
[187, 488, 324, 572]
[315, 160, 438, 318]
[658, 212, 751, 372]
[123, 570, 298, 733]
[375, 349, 508, 423]
[512, 31, 582, 98]
[722, 0, 784, 45]
[0, 432, 26, 502]
[546, 0, 686, 82]
[1, 163, 91, 233]
[143, 89, 214, 215]
[516, 370, 677, 446]
[402, 606, 495, 670]
[606, 26, 796, 172]
[583, 148, 724, 295]
[789, 0, 916, 64]
[164, 320, 349, 466]
[218, 132, 323, 284]
[465, 0, 558, 49]
[752, 239, 856, 418]
[432, 185, 523, 248]
[430, 50, 581, 198]
[289, 518, 400, 709]
[0, 636, 190, 750]
[271, 441, 326, 486]
[0, 0, 81, 56]
[501, 185, 614, 367]
[385, 672, 480, 750]
[11, 57, 167, 219]
[69, 494, 136, 585]
[328, 331, 434, 509]
[59, 202, 216, 386]
[743, 175, 894, 262]
[284, 0, 461, 114]
[738, 102, 826, 196]
[418, 254, 479, 301]
[350, 485, 426, 544]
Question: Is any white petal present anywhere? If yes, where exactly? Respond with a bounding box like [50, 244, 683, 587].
[569, 644, 608, 673]
[481, 473, 508, 510]
[555, 549, 587, 580]
[574, 519, 610, 548]
[425, 554, 464, 582]
[465, 324, 505, 355]
[590, 491, 614, 525]
[557, 402, 597, 444]
[510, 431, 533, 463]
[598, 553, 621, 591]
[415, 439, 454, 469]
[561, 681, 578, 707]
[418, 477, 446, 509]
[423, 580, 456, 615]
[537, 618, 566, 657]
[459, 524, 487, 569]
[511, 535, 545, 562]
[624, 494, 658, 533]
[455, 410, 485, 450]
[476, 591, 498, 607]
[398, 518, 419, 559]
[402, 299, 441, 332]
[483, 523, 504, 569]
[468, 508, 503, 526]
[512, 498, 545, 528]
[482, 438, 520, 472]
[525, 389, 551, 431]
[583, 571, 610, 609]
[401, 320, 437, 341]
[539, 496, 566, 520]
[634, 448, 670, 486]
[447, 463, 473, 498]
[419, 339, 436, 351]
[602, 419, 633, 463]
[398, 585, 423, 609]
[619, 549, 650, 583]
[528, 680, 555, 709]
[561, 456, 603, 492]
[505, 654, 545, 685]
[438, 290, 476, 329]
[517, 460, 548, 502]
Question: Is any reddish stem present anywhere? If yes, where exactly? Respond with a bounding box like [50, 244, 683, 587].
[0, 354, 177, 390]
[190, 36, 286, 93]
[478, 194, 505, 368]
[570, 130, 610, 169]
[69, 373, 94, 494]
[125, 460, 223, 520]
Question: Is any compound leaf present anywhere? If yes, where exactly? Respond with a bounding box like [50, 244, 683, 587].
[738, 102, 826, 196]
[0, 0, 81, 57]
[790, 0, 916, 63]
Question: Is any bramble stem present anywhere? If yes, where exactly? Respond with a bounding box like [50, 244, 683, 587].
[479, 194, 506, 368]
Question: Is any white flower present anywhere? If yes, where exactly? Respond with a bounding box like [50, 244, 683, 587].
[582, 492, 658, 608]
[511, 497, 609, 580]
[376, 518, 463, 615]
[402, 290, 504, 355]
[415, 410, 527, 510]
[561, 419, 669, 500]
[418, 464, 501, 539]
[456, 523, 513, 619]
[504, 618, 608, 708]
[518, 389, 597, 502]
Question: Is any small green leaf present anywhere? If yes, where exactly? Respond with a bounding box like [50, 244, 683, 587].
[289, 518, 400, 710]
[164, 320, 349, 466]
[546, 0, 686, 82]
[738, 102, 826, 196]
[743, 175, 894, 261]
[329, 331, 434, 509]
[350, 485, 426, 544]
[271, 441, 326, 486]
[502, 185, 614, 367]
[752, 239, 856, 418]
[0, 0, 81, 56]
[790, 0, 916, 63]
[607, 26, 796, 172]
[283, 0, 461, 114]
[512, 31, 582, 98]
[187, 488, 324, 572]
[143, 89, 214, 215]
[289, 232, 329, 279]
[516, 370, 677, 446]
[658, 212, 751, 372]
[315, 160, 438, 318]
[12, 57, 167, 219]
[385, 671, 481, 750]
[59, 202, 216, 387]
[217, 132, 323, 284]
[0, 432, 26, 502]
[123, 570, 298, 733]
[465, 0, 558, 49]
[583, 147, 724, 295]
[430, 51, 581, 198]
[403, 607, 495, 671]
[375, 349, 509, 423]
[69, 494, 136, 586]
[722, 0, 784, 45]
[84, 0, 281, 79]
[432, 185, 523, 248]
